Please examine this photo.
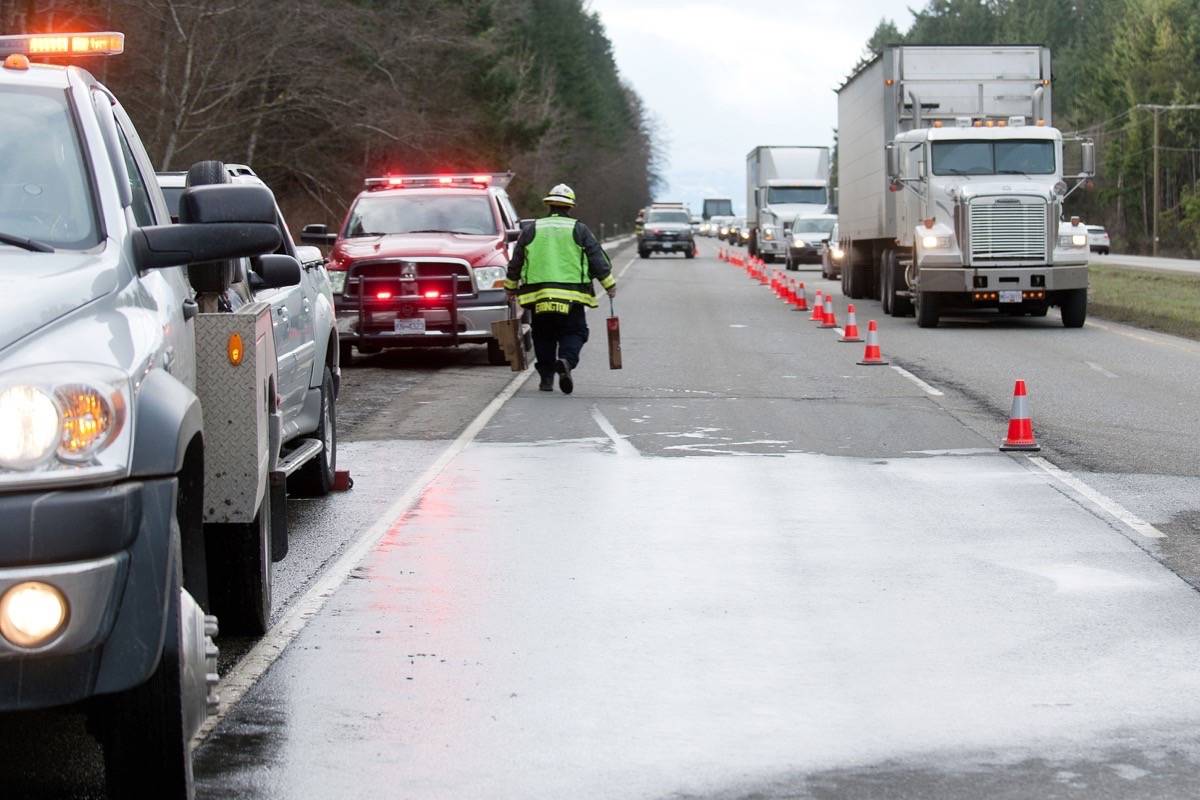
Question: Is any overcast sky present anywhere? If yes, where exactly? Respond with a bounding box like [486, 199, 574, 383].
[588, 0, 918, 216]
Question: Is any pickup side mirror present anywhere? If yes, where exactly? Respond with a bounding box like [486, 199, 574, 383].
[134, 223, 282, 270]
[251, 254, 303, 289]
[506, 228, 521, 243]
[301, 223, 338, 246]
[179, 184, 276, 225]
[1081, 141, 1096, 177]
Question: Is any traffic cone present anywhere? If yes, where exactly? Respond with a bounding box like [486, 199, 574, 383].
[758, 260, 769, 285]
[810, 289, 825, 322]
[999, 379, 1041, 451]
[857, 320, 889, 365]
[819, 296, 838, 329]
[784, 278, 797, 305]
[795, 281, 809, 311]
[839, 304, 863, 342]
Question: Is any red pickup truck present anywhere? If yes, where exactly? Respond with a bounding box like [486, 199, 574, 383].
[302, 173, 528, 365]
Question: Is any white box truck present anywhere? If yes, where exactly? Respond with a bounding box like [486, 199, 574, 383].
[745, 146, 831, 262]
[836, 45, 1095, 327]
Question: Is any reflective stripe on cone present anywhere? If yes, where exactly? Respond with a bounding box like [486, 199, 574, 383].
[810, 290, 825, 322]
[795, 281, 809, 311]
[819, 296, 837, 329]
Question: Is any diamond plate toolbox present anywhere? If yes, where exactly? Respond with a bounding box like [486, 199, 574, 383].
[195, 302, 278, 524]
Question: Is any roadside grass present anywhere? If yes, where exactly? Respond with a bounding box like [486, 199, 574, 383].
[1089, 265, 1200, 341]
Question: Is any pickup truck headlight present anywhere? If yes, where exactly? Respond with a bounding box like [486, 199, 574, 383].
[473, 266, 508, 290]
[0, 365, 131, 485]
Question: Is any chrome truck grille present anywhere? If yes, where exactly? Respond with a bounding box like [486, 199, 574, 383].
[968, 199, 1047, 262]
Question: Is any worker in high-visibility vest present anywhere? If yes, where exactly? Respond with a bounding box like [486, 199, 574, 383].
[504, 184, 616, 394]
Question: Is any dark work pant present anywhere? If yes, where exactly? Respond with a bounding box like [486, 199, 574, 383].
[532, 304, 589, 379]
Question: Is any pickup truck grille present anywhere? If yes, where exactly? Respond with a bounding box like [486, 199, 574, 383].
[968, 199, 1047, 262]
[346, 259, 473, 298]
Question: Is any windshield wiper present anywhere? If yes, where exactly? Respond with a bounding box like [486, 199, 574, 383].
[0, 232, 54, 253]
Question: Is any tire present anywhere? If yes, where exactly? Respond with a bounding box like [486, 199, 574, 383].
[847, 260, 866, 300]
[638, 249, 649, 259]
[94, 535, 195, 799]
[206, 507, 272, 636]
[1060, 288, 1087, 328]
[685, 248, 695, 260]
[183, 161, 234, 295]
[291, 366, 337, 496]
[915, 291, 940, 328]
[880, 249, 894, 316]
[486, 337, 509, 365]
[339, 340, 354, 368]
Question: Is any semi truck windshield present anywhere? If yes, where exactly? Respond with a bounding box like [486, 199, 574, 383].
[767, 187, 827, 205]
[932, 140, 1055, 176]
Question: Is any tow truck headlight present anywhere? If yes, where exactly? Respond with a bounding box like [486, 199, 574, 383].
[0, 365, 131, 486]
[473, 266, 508, 290]
[922, 235, 952, 249]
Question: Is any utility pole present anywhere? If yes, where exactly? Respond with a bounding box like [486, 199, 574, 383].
[1136, 104, 1200, 257]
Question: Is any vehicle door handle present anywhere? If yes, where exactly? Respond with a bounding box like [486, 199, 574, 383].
[276, 307, 289, 321]
[181, 298, 198, 321]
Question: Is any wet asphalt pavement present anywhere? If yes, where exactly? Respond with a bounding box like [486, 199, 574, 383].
[188, 240, 1200, 799]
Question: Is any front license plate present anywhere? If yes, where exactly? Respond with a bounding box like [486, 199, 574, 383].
[999, 290, 1023, 304]
[394, 318, 426, 334]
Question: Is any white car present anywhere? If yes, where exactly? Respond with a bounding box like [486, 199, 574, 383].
[785, 214, 837, 270]
[1086, 224, 1111, 255]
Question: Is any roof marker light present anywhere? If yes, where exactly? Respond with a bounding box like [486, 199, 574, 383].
[3, 53, 29, 70]
[472, 175, 492, 184]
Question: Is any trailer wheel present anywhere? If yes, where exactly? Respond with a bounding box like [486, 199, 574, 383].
[206, 506, 272, 636]
[94, 533, 194, 800]
[915, 291, 940, 328]
[291, 366, 337, 496]
[1060, 288, 1087, 328]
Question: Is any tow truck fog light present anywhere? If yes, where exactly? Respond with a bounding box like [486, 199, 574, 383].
[0, 581, 67, 648]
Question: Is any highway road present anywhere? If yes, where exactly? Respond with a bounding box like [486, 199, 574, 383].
[178, 239, 1200, 798]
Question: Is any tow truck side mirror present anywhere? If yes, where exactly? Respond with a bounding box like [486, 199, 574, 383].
[506, 228, 521, 243]
[134, 223, 282, 270]
[301, 224, 338, 246]
[251, 254, 303, 289]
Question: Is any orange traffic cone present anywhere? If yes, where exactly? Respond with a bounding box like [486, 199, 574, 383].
[819, 296, 838, 329]
[857, 320, 889, 365]
[839, 304, 863, 342]
[758, 260, 769, 285]
[795, 281, 809, 311]
[785, 278, 797, 305]
[810, 290, 825, 322]
[1000, 379, 1041, 451]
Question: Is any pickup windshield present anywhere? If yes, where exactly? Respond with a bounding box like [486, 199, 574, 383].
[344, 194, 497, 237]
[0, 87, 98, 250]
[646, 210, 690, 224]
[932, 140, 1056, 176]
[767, 187, 827, 205]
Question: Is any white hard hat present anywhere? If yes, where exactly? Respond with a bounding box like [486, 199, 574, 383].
[543, 183, 576, 207]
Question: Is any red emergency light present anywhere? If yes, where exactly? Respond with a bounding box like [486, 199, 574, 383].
[363, 172, 514, 191]
[423, 290, 440, 300]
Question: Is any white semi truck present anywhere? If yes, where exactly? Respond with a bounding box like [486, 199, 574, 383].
[836, 45, 1095, 327]
[745, 145, 831, 262]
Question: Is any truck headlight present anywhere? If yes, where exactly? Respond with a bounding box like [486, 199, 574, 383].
[328, 270, 348, 294]
[0, 365, 131, 485]
[922, 235, 952, 249]
[1058, 234, 1088, 248]
[473, 266, 508, 290]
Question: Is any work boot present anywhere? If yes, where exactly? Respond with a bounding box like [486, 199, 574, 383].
[556, 359, 574, 395]
[538, 375, 553, 392]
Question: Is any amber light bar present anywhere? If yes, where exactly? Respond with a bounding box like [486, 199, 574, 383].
[0, 32, 124, 58]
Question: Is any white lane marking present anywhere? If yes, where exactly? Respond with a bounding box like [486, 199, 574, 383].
[194, 364, 536, 746]
[590, 406, 640, 458]
[616, 256, 637, 280]
[833, 327, 845, 337]
[1085, 361, 1119, 379]
[890, 365, 945, 396]
[1028, 456, 1166, 539]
